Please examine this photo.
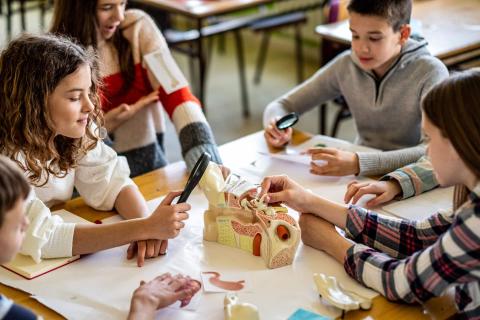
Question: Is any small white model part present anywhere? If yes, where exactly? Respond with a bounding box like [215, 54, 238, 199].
[224, 293, 260, 320]
[313, 273, 372, 311]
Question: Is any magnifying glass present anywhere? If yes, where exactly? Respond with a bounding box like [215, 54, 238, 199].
[276, 112, 299, 130]
[177, 152, 211, 203]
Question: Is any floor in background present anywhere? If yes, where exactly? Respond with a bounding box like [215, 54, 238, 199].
[0, 8, 356, 163]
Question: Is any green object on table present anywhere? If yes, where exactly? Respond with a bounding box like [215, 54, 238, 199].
[314, 143, 327, 148]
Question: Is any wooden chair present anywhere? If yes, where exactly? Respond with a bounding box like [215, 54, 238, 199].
[128, 1, 259, 117]
[251, 11, 308, 85]
[250, 0, 329, 85]
[318, 0, 351, 137]
[163, 17, 256, 117]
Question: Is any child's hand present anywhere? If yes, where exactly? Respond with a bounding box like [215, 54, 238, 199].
[264, 118, 293, 148]
[127, 239, 168, 267]
[147, 191, 190, 239]
[306, 148, 360, 176]
[104, 91, 159, 132]
[344, 180, 402, 208]
[128, 273, 201, 319]
[259, 175, 314, 213]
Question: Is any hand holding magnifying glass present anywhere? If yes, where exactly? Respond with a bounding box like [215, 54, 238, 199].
[275, 112, 299, 130]
[264, 112, 298, 147]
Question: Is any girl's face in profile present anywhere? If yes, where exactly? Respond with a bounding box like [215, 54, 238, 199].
[423, 113, 472, 188]
[47, 64, 94, 139]
[96, 0, 127, 41]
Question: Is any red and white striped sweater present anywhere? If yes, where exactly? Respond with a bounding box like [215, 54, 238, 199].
[98, 9, 221, 176]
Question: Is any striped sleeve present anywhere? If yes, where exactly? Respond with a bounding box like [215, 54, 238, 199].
[343, 201, 480, 315]
[381, 156, 439, 199]
[345, 205, 453, 259]
[135, 10, 222, 171]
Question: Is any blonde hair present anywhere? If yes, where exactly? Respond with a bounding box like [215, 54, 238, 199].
[0, 34, 104, 186]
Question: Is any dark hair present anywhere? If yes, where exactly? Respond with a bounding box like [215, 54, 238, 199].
[0, 33, 103, 186]
[0, 156, 30, 227]
[347, 0, 412, 31]
[422, 69, 480, 209]
[51, 0, 136, 91]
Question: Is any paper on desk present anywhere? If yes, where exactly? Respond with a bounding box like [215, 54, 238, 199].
[382, 186, 454, 221]
[258, 135, 378, 167]
[288, 135, 379, 153]
[0, 192, 377, 320]
[238, 154, 375, 205]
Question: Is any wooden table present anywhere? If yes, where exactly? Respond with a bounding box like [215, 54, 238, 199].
[315, 0, 480, 67]
[0, 131, 457, 319]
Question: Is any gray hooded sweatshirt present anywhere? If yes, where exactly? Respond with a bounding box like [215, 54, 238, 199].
[264, 38, 449, 175]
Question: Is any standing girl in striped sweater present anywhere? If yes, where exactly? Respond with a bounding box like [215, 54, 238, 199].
[51, 0, 222, 176]
[259, 70, 480, 318]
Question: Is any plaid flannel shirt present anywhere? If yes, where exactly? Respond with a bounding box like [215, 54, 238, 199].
[381, 156, 439, 199]
[343, 184, 480, 319]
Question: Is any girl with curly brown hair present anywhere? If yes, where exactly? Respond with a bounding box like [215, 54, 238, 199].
[0, 33, 190, 267]
[50, 0, 222, 177]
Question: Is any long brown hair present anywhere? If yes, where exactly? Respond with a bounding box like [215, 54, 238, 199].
[50, 0, 136, 91]
[0, 33, 103, 186]
[422, 69, 480, 210]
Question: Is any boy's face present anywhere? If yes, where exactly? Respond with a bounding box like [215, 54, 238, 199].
[349, 12, 409, 77]
[0, 198, 29, 264]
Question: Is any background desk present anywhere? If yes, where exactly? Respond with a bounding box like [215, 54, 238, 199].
[0, 131, 456, 319]
[315, 0, 480, 68]
[129, 0, 280, 110]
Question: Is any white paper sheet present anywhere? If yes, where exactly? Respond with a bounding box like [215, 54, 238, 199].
[257, 135, 378, 169]
[382, 186, 454, 220]
[0, 192, 377, 320]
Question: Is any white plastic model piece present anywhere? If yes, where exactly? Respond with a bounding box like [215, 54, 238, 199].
[313, 273, 372, 311]
[224, 293, 260, 320]
[199, 163, 301, 269]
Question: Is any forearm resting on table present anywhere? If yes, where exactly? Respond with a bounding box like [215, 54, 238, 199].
[309, 194, 349, 229]
[115, 185, 150, 220]
[72, 218, 148, 255]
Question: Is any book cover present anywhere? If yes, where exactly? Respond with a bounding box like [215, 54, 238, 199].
[1, 209, 90, 280]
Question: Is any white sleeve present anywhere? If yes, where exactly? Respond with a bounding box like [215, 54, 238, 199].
[74, 141, 136, 211]
[20, 195, 75, 263]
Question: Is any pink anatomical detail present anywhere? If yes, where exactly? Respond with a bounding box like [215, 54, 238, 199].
[269, 248, 293, 268]
[202, 271, 245, 291]
[231, 220, 262, 237]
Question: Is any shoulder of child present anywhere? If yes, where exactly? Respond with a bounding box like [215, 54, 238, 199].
[121, 9, 149, 30]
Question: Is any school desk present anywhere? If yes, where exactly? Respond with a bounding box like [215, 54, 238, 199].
[315, 0, 480, 68]
[0, 130, 457, 319]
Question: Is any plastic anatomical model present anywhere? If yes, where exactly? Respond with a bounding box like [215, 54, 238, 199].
[199, 163, 300, 268]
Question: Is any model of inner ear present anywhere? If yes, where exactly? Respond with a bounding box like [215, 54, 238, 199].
[199, 163, 301, 269]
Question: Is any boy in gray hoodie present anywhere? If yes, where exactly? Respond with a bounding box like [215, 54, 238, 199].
[264, 0, 448, 176]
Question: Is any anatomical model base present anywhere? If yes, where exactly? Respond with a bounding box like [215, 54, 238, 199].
[199, 163, 301, 269]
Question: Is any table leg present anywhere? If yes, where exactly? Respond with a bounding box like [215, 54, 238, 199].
[234, 29, 250, 118]
[20, 0, 26, 31]
[196, 18, 207, 114]
[7, 0, 12, 41]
